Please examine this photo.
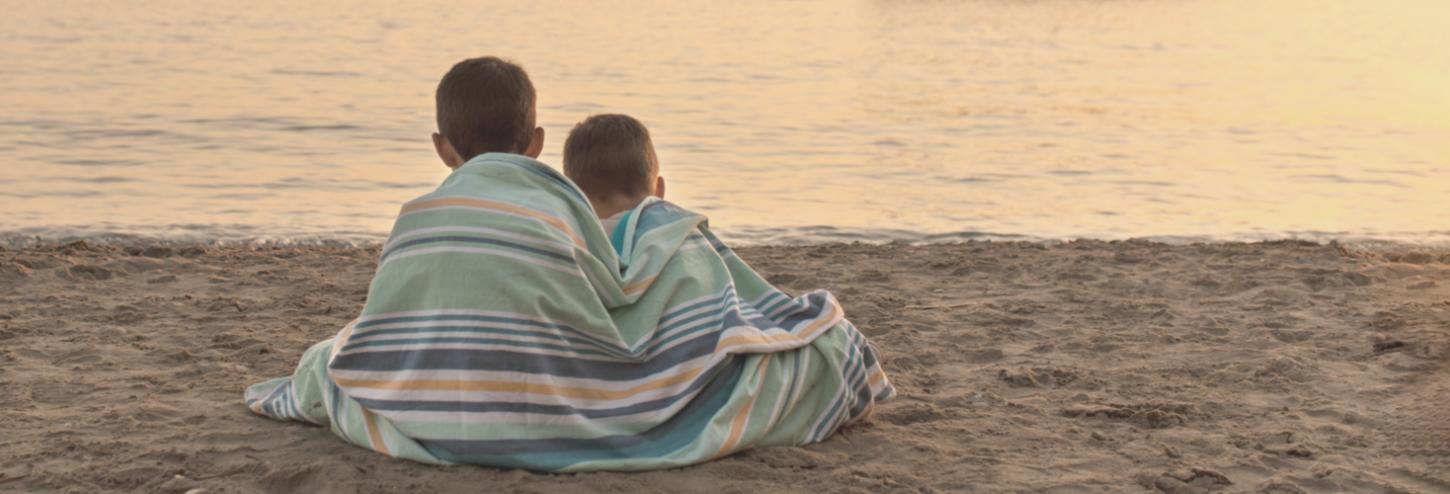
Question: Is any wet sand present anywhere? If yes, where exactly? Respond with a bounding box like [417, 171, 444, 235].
[2, 241, 1448, 493]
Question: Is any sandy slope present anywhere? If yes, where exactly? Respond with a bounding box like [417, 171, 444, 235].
[1, 241, 1447, 493]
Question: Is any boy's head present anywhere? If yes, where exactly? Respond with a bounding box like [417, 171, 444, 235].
[432, 56, 544, 167]
[563, 114, 665, 216]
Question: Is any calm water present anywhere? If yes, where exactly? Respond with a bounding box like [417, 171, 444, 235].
[2, 0, 1447, 245]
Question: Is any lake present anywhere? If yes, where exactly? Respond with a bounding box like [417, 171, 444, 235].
[2, 0, 1447, 245]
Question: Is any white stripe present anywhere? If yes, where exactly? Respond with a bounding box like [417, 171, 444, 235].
[396, 203, 565, 238]
[359, 309, 583, 328]
[654, 304, 841, 358]
[378, 245, 583, 277]
[647, 299, 733, 348]
[343, 330, 615, 357]
[753, 291, 794, 319]
[765, 295, 802, 319]
[791, 347, 814, 415]
[656, 290, 732, 328]
[331, 353, 717, 393]
[354, 318, 570, 333]
[354, 307, 716, 356]
[807, 389, 847, 443]
[384, 225, 574, 255]
[764, 355, 793, 429]
[373, 386, 708, 430]
[335, 356, 727, 408]
[643, 314, 731, 357]
[385, 410, 644, 432]
[348, 323, 574, 345]
[739, 304, 771, 325]
[335, 342, 623, 363]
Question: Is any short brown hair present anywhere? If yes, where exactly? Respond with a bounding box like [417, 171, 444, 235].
[563, 114, 658, 201]
[435, 57, 536, 160]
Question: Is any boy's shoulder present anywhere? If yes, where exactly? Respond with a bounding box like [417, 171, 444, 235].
[614, 198, 708, 244]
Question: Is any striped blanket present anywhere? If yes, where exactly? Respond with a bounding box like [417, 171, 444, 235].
[244, 153, 894, 471]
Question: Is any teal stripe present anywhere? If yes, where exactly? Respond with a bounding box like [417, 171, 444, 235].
[350, 324, 631, 359]
[609, 209, 634, 256]
[340, 336, 616, 359]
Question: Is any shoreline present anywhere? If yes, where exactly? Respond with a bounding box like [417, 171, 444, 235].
[5, 229, 1450, 252]
[8, 233, 1450, 253]
[2, 241, 1448, 492]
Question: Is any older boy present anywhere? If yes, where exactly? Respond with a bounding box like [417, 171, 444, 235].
[430, 56, 545, 168]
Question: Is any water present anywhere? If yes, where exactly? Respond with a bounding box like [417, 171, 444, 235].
[2, 0, 1447, 246]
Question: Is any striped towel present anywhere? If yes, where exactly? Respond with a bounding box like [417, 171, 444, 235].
[244, 153, 895, 471]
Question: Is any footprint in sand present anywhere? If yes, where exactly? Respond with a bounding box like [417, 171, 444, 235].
[61, 264, 115, 281]
[1378, 366, 1450, 490]
[28, 381, 98, 406]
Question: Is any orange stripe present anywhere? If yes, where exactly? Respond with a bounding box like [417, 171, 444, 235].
[329, 321, 357, 362]
[361, 408, 390, 455]
[714, 357, 772, 458]
[868, 369, 887, 387]
[334, 366, 704, 400]
[716, 305, 840, 349]
[401, 197, 583, 247]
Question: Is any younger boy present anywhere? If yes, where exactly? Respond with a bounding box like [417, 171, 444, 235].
[562, 114, 666, 249]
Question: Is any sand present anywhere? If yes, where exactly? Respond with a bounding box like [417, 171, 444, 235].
[2, 240, 1448, 493]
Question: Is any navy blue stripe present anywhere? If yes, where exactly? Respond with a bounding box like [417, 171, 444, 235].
[643, 296, 738, 353]
[708, 236, 730, 254]
[353, 358, 734, 419]
[640, 290, 829, 358]
[351, 288, 736, 359]
[340, 336, 614, 358]
[698, 226, 732, 256]
[329, 382, 343, 427]
[347, 325, 627, 358]
[355, 314, 621, 354]
[330, 329, 724, 381]
[812, 391, 847, 441]
[773, 292, 832, 328]
[758, 294, 795, 318]
[419, 359, 745, 468]
[856, 330, 880, 371]
[874, 387, 894, 401]
[643, 301, 751, 356]
[356, 286, 731, 340]
[259, 382, 289, 417]
[843, 341, 872, 420]
[657, 287, 735, 324]
[849, 380, 874, 419]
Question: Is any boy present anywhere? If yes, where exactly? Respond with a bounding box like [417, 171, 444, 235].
[431, 56, 545, 169]
[561, 114, 666, 250]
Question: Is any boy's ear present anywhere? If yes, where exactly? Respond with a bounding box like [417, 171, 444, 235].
[653, 176, 666, 199]
[432, 133, 463, 169]
[523, 126, 545, 158]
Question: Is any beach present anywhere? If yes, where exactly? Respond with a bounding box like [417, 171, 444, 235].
[1, 240, 1446, 493]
